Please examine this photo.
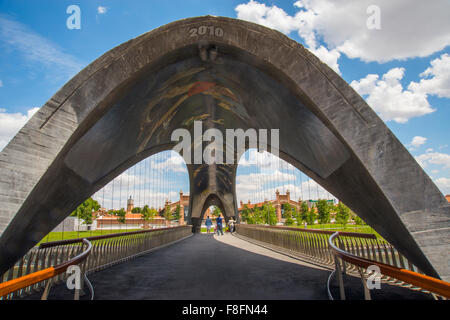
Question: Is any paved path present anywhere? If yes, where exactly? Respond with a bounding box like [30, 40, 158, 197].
[23, 233, 432, 300]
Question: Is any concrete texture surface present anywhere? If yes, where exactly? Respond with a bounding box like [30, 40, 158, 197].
[20, 234, 432, 300]
[0, 16, 448, 282]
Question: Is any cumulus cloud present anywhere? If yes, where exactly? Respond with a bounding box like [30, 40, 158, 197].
[434, 177, 450, 196]
[235, 0, 341, 74]
[410, 136, 427, 149]
[236, 149, 337, 204]
[150, 152, 187, 173]
[0, 107, 39, 151]
[408, 54, 450, 99]
[415, 152, 450, 169]
[235, 0, 450, 72]
[350, 67, 434, 123]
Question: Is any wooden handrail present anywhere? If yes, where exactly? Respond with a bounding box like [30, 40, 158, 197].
[328, 232, 450, 299]
[0, 239, 92, 298]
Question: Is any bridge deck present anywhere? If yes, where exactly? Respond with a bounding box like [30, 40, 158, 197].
[21, 234, 432, 300]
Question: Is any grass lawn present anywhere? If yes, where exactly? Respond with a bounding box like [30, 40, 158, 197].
[284, 223, 384, 239]
[38, 229, 141, 245]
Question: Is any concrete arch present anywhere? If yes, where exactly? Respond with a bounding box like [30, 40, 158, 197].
[0, 16, 448, 280]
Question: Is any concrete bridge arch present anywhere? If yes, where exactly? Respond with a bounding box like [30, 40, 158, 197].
[0, 16, 448, 280]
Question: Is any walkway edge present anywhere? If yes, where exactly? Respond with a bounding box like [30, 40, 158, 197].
[232, 233, 334, 271]
[87, 233, 194, 275]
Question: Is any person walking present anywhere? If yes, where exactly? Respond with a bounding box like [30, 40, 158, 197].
[216, 215, 224, 236]
[228, 218, 236, 233]
[205, 216, 212, 234]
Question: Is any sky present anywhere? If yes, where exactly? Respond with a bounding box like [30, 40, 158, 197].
[0, 0, 449, 209]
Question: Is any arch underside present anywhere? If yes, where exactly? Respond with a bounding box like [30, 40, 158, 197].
[0, 16, 448, 280]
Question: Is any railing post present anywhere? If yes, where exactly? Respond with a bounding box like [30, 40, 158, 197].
[357, 266, 371, 300]
[40, 278, 52, 300]
[335, 255, 346, 300]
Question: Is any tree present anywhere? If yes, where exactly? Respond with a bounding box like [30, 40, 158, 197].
[70, 197, 100, 225]
[306, 205, 316, 225]
[335, 202, 350, 228]
[299, 202, 309, 225]
[164, 204, 173, 224]
[141, 205, 157, 228]
[353, 215, 365, 225]
[283, 203, 294, 226]
[131, 207, 142, 213]
[173, 204, 181, 221]
[241, 204, 251, 223]
[261, 203, 277, 225]
[212, 206, 221, 217]
[317, 199, 331, 224]
[114, 208, 126, 225]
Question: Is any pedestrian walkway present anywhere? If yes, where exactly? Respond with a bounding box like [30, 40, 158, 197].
[21, 233, 432, 300]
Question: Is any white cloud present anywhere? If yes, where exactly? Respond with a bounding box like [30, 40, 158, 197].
[410, 136, 427, 149]
[0, 107, 39, 151]
[408, 54, 450, 99]
[350, 67, 434, 123]
[150, 152, 187, 173]
[235, 0, 341, 74]
[97, 6, 108, 14]
[0, 15, 83, 79]
[434, 177, 450, 196]
[415, 152, 450, 169]
[0, 80, 3, 87]
[236, 0, 450, 68]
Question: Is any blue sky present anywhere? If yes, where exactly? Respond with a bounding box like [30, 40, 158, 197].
[0, 0, 449, 209]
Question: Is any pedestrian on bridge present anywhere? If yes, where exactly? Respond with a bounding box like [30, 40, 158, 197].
[205, 216, 212, 234]
[216, 215, 224, 236]
[228, 218, 236, 233]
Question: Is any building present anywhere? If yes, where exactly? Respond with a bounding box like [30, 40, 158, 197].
[238, 190, 303, 222]
[238, 190, 336, 223]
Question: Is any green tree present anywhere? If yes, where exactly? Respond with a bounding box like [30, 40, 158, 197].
[70, 197, 100, 225]
[114, 208, 126, 224]
[261, 203, 277, 225]
[173, 204, 181, 221]
[283, 203, 294, 226]
[164, 204, 173, 224]
[335, 202, 350, 228]
[141, 205, 157, 228]
[240, 204, 251, 223]
[353, 215, 365, 225]
[317, 199, 331, 224]
[299, 202, 309, 225]
[306, 205, 316, 225]
[131, 207, 142, 213]
[212, 206, 221, 217]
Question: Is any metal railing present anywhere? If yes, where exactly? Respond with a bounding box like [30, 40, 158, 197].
[328, 232, 450, 300]
[235, 224, 375, 266]
[0, 225, 192, 300]
[0, 239, 92, 300]
[234, 224, 449, 299]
